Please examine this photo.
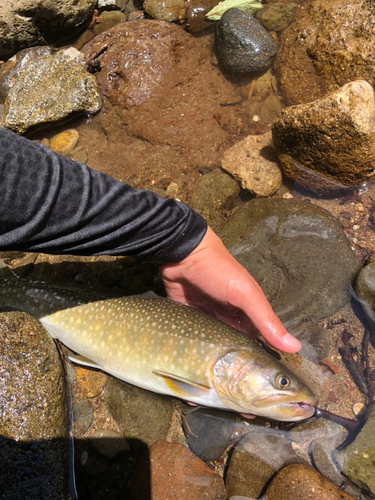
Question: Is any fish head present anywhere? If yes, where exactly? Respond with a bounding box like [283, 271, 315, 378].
[212, 349, 317, 421]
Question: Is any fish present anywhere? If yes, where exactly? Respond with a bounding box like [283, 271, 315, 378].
[0, 258, 317, 421]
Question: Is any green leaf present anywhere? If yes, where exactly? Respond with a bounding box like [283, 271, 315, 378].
[206, 0, 263, 20]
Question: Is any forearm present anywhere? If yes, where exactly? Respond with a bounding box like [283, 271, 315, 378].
[0, 129, 207, 263]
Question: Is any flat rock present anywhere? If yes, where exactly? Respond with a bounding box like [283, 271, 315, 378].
[272, 81, 375, 186]
[130, 440, 227, 499]
[215, 9, 278, 73]
[4, 47, 101, 134]
[264, 463, 357, 500]
[221, 132, 282, 196]
[274, 0, 375, 106]
[0, 311, 70, 499]
[218, 198, 361, 322]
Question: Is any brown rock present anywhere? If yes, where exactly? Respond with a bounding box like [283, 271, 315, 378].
[75, 365, 107, 398]
[130, 440, 227, 500]
[265, 463, 357, 500]
[274, 0, 375, 106]
[272, 80, 375, 186]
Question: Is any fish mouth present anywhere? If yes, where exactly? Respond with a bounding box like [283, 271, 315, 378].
[251, 394, 317, 419]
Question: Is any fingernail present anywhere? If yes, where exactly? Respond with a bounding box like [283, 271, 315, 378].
[283, 334, 301, 350]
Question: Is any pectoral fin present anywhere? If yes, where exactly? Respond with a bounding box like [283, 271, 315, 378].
[152, 370, 210, 398]
[68, 354, 102, 370]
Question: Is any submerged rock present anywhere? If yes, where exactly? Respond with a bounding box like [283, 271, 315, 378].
[144, 0, 185, 21]
[256, 3, 298, 32]
[272, 81, 375, 186]
[185, 0, 216, 33]
[221, 132, 282, 197]
[215, 9, 278, 73]
[336, 403, 375, 496]
[355, 261, 375, 312]
[0, 311, 70, 499]
[4, 47, 101, 134]
[50, 129, 80, 156]
[218, 198, 360, 322]
[274, 0, 375, 106]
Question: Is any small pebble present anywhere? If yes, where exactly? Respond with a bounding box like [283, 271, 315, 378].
[352, 402, 365, 416]
[50, 129, 79, 155]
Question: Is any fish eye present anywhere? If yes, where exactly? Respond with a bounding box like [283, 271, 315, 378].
[275, 374, 291, 389]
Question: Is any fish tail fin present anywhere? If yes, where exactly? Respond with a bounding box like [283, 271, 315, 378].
[0, 258, 12, 278]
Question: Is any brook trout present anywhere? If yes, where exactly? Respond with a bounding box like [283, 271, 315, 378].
[0, 259, 317, 421]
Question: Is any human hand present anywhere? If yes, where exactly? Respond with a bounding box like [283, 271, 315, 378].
[159, 226, 301, 353]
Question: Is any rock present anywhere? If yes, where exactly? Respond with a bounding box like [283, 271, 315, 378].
[185, 0, 216, 33]
[74, 365, 107, 398]
[181, 408, 238, 462]
[0, 0, 97, 61]
[0, 311, 70, 499]
[190, 169, 240, 230]
[336, 403, 375, 496]
[252, 69, 278, 100]
[4, 47, 101, 134]
[259, 94, 283, 124]
[218, 198, 361, 322]
[264, 463, 357, 500]
[355, 261, 375, 312]
[105, 377, 174, 455]
[215, 9, 278, 73]
[73, 399, 95, 436]
[98, 0, 127, 8]
[130, 440, 227, 499]
[288, 322, 331, 362]
[221, 133, 282, 197]
[0, 46, 55, 102]
[274, 0, 375, 106]
[226, 431, 304, 498]
[272, 81, 375, 186]
[91, 429, 130, 459]
[50, 129, 80, 156]
[144, 0, 185, 21]
[91, 10, 127, 37]
[256, 3, 298, 32]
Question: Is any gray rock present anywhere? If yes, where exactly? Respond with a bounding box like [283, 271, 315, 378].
[221, 132, 282, 197]
[190, 169, 240, 230]
[272, 80, 375, 187]
[105, 377, 174, 456]
[73, 399, 94, 437]
[355, 261, 375, 312]
[181, 408, 238, 462]
[288, 322, 331, 362]
[256, 3, 297, 32]
[4, 47, 101, 133]
[215, 9, 278, 73]
[0, 311, 70, 499]
[336, 403, 375, 496]
[218, 198, 361, 322]
[0, 0, 97, 61]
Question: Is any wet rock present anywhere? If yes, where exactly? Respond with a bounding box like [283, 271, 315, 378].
[252, 68, 278, 100]
[264, 463, 357, 500]
[91, 429, 130, 459]
[50, 129, 80, 156]
[218, 198, 360, 322]
[221, 132, 282, 196]
[4, 47, 101, 134]
[288, 322, 331, 362]
[336, 403, 375, 496]
[259, 94, 283, 125]
[274, 0, 375, 106]
[105, 377, 174, 455]
[272, 81, 375, 186]
[0, 0, 97, 61]
[256, 3, 298, 32]
[355, 261, 375, 312]
[0, 311, 70, 499]
[144, 0, 185, 21]
[185, 0, 216, 33]
[226, 431, 304, 498]
[73, 399, 95, 436]
[91, 10, 127, 37]
[98, 0, 127, 9]
[181, 408, 238, 462]
[215, 9, 278, 73]
[74, 365, 107, 398]
[190, 169, 240, 230]
[0, 46, 55, 102]
[131, 440, 227, 499]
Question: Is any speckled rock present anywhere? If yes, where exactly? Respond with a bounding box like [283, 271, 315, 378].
[272, 81, 375, 186]
[264, 463, 357, 500]
[190, 168, 240, 230]
[215, 9, 278, 73]
[144, 0, 185, 21]
[4, 47, 101, 134]
[0, 0, 97, 61]
[336, 403, 375, 496]
[0, 311, 70, 499]
[218, 198, 361, 322]
[256, 3, 297, 32]
[274, 0, 375, 106]
[221, 132, 282, 197]
[131, 440, 227, 499]
[105, 377, 174, 455]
